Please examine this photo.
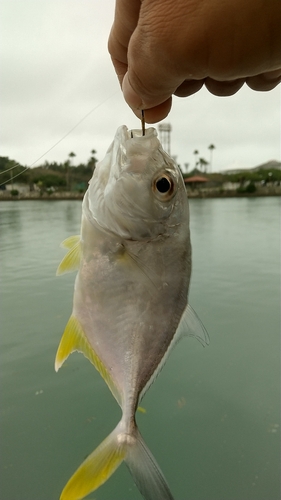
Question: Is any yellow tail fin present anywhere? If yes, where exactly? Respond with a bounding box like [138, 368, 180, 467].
[60, 424, 126, 500]
[59, 422, 174, 500]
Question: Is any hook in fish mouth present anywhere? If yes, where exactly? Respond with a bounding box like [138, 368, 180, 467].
[130, 111, 145, 138]
[141, 110, 145, 136]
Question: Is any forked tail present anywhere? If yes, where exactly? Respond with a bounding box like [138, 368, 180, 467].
[60, 419, 174, 500]
[125, 426, 175, 500]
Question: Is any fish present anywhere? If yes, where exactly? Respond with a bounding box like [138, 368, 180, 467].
[55, 125, 209, 500]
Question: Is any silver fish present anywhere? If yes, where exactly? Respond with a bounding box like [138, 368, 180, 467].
[55, 125, 208, 500]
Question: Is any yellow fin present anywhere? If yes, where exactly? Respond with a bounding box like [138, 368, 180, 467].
[137, 406, 146, 414]
[60, 235, 80, 249]
[60, 426, 126, 500]
[55, 315, 120, 403]
[56, 238, 81, 276]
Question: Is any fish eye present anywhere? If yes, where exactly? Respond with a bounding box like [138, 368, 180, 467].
[156, 177, 171, 193]
[153, 173, 175, 200]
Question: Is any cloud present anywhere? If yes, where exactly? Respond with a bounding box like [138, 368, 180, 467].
[0, 0, 280, 172]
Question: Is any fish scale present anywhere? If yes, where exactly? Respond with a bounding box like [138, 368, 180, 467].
[55, 125, 209, 500]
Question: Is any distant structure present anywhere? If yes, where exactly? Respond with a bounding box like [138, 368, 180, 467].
[158, 123, 172, 155]
[221, 159, 281, 175]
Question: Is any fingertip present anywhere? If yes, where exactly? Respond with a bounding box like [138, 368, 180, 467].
[122, 72, 172, 123]
[128, 98, 172, 124]
[174, 80, 204, 97]
[122, 72, 143, 109]
[142, 98, 172, 124]
[205, 78, 245, 96]
[246, 70, 281, 91]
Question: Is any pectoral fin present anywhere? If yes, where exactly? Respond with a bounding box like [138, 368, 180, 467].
[56, 237, 81, 275]
[177, 304, 209, 346]
[140, 304, 209, 400]
[55, 315, 120, 404]
[118, 246, 161, 296]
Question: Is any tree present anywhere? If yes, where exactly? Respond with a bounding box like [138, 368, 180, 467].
[198, 157, 209, 173]
[68, 152, 76, 162]
[193, 150, 199, 167]
[208, 144, 216, 172]
[87, 149, 98, 173]
[0, 156, 27, 186]
[66, 152, 76, 191]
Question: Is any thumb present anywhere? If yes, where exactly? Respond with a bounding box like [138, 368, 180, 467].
[122, 68, 175, 112]
[124, 73, 174, 123]
[122, 70, 174, 123]
[121, 18, 181, 111]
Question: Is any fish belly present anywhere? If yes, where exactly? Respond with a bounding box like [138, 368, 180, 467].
[73, 214, 191, 403]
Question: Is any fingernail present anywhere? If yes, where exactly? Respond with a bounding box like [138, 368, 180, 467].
[122, 72, 143, 110]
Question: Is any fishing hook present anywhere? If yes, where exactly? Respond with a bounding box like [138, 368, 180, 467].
[130, 110, 145, 138]
[141, 110, 145, 136]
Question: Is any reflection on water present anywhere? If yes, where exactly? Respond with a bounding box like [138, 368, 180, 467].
[64, 202, 81, 229]
[0, 198, 280, 500]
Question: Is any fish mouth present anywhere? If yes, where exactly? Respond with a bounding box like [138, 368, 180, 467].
[127, 126, 156, 140]
[120, 125, 159, 151]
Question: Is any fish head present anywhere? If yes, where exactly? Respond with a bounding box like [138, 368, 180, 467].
[85, 125, 189, 240]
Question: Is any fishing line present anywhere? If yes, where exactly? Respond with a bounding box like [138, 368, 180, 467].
[0, 91, 118, 187]
[0, 164, 20, 175]
[0, 168, 29, 186]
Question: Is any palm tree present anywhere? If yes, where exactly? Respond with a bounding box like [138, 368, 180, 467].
[66, 152, 76, 191]
[198, 157, 209, 173]
[208, 144, 215, 172]
[68, 151, 76, 163]
[88, 149, 98, 173]
[193, 150, 199, 168]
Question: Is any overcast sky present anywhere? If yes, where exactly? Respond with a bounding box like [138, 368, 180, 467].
[1, 0, 280, 173]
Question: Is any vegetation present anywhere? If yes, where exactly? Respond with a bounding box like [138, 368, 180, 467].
[0, 157, 28, 185]
[237, 181, 257, 194]
[224, 169, 281, 184]
[0, 151, 280, 196]
[208, 144, 215, 171]
[191, 144, 215, 173]
[183, 168, 281, 183]
[0, 150, 98, 193]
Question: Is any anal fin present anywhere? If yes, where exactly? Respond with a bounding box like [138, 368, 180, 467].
[55, 315, 120, 403]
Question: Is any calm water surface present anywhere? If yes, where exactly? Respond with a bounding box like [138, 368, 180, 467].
[0, 197, 280, 500]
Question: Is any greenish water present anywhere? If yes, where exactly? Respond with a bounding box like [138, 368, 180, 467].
[0, 197, 280, 500]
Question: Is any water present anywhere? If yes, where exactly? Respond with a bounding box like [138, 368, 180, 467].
[0, 198, 280, 500]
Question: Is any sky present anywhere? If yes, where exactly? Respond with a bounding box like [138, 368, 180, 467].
[0, 0, 280, 174]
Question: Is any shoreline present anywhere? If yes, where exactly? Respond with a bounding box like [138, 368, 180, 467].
[0, 189, 280, 201]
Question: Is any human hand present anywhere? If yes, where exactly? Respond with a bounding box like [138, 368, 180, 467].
[108, 0, 281, 123]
